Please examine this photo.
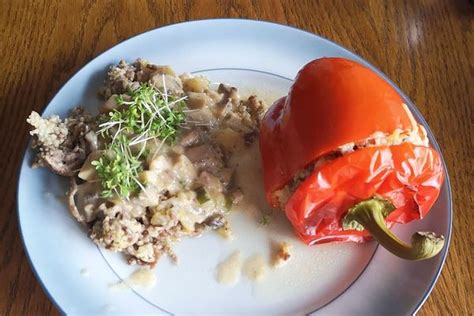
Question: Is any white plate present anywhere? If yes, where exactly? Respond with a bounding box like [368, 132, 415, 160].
[17, 19, 452, 315]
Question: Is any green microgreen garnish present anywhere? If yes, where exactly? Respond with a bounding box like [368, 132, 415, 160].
[91, 137, 142, 198]
[93, 81, 187, 199]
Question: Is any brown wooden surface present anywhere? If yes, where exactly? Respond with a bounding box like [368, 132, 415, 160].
[0, 0, 472, 315]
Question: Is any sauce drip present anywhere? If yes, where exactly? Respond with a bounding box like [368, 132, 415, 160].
[109, 268, 156, 290]
[216, 251, 242, 285]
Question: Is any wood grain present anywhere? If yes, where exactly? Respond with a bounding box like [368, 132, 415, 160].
[0, 0, 472, 315]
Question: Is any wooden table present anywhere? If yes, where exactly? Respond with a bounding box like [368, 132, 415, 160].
[1, 1, 472, 315]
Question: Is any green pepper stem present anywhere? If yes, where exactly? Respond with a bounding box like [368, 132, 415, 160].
[342, 197, 445, 261]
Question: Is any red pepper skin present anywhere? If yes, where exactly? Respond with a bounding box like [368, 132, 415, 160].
[285, 143, 444, 245]
[259, 57, 445, 245]
[260, 58, 414, 207]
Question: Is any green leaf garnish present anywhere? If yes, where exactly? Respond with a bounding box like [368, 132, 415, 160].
[93, 83, 187, 199]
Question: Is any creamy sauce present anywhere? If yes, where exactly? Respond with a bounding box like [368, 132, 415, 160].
[128, 268, 156, 288]
[217, 141, 270, 285]
[215, 137, 377, 303]
[109, 268, 156, 290]
[108, 281, 130, 291]
[216, 251, 242, 285]
[242, 254, 266, 281]
[230, 140, 271, 218]
[43, 190, 68, 204]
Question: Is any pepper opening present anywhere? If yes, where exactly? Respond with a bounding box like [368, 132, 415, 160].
[342, 197, 445, 261]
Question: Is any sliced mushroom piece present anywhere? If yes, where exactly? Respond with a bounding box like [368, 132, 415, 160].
[185, 144, 225, 176]
[68, 177, 105, 223]
[78, 151, 102, 181]
[149, 73, 183, 94]
[84, 130, 99, 152]
[204, 214, 227, 229]
[217, 84, 240, 106]
[100, 94, 119, 113]
[180, 128, 205, 147]
[68, 178, 84, 222]
[42, 146, 86, 177]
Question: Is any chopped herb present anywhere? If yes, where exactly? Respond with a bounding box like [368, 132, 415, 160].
[195, 187, 210, 204]
[225, 195, 233, 211]
[259, 213, 272, 226]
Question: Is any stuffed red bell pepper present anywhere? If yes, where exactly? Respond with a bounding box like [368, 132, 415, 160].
[260, 57, 445, 260]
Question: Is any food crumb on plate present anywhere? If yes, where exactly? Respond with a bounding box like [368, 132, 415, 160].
[109, 268, 156, 290]
[216, 221, 233, 239]
[272, 241, 291, 268]
[128, 268, 156, 288]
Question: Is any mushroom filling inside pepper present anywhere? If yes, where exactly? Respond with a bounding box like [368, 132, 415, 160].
[274, 123, 428, 208]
